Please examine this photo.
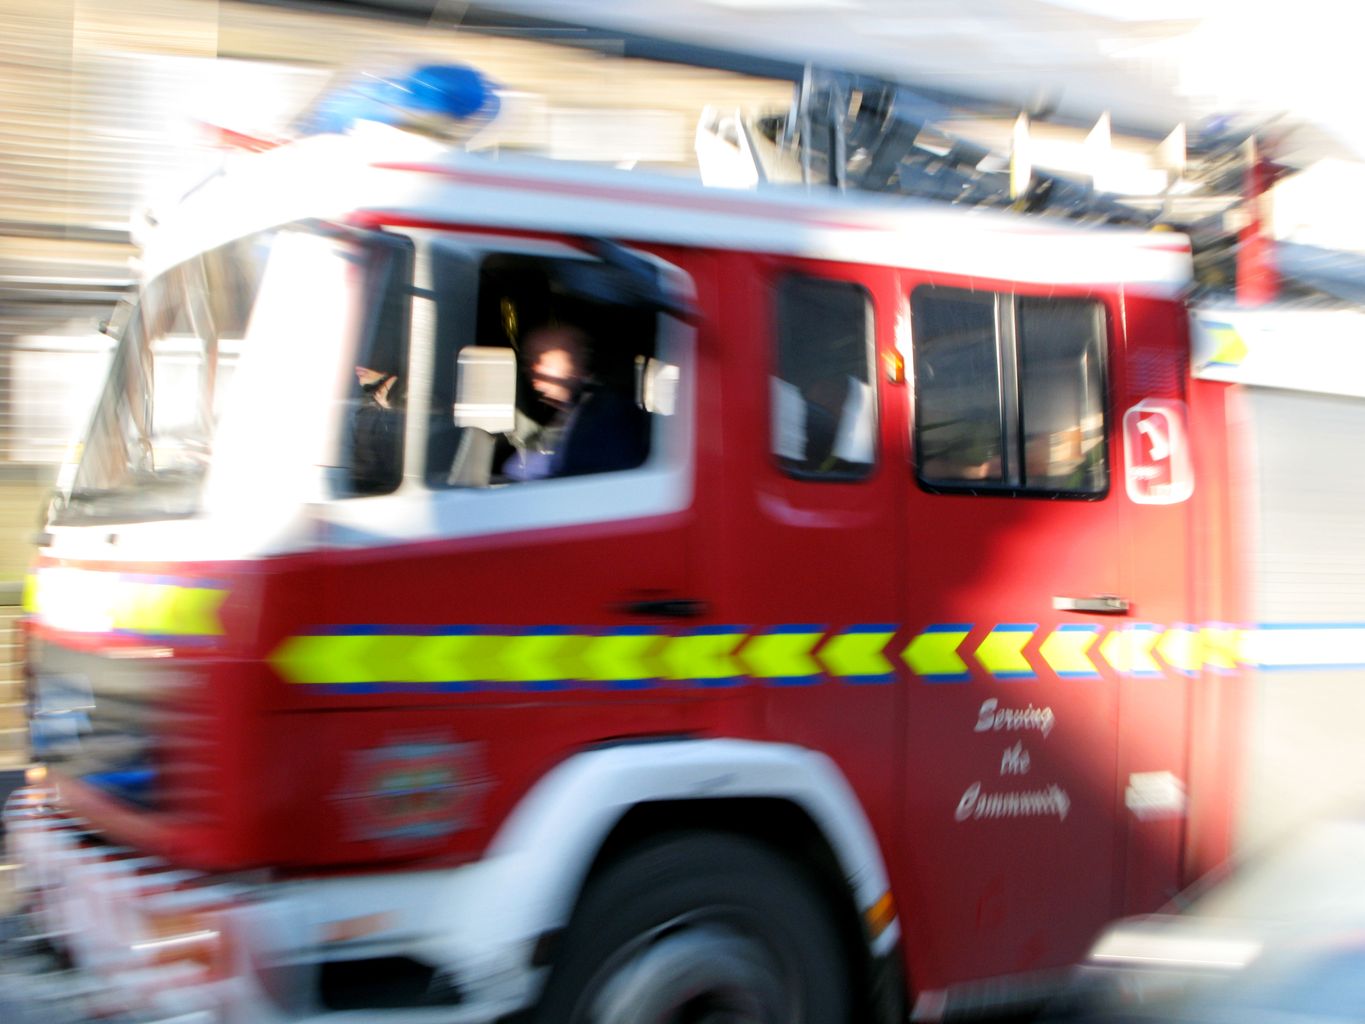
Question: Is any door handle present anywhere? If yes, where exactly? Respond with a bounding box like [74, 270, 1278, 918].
[619, 598, 708, 619]
[1053, 595, 1130, 615]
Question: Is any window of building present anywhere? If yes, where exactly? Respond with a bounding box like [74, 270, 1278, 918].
[911, 285, 1108, 497]
[771, 275, 877, 479]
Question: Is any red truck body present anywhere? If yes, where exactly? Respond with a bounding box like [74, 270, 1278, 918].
[7, 128, 1246, 1023]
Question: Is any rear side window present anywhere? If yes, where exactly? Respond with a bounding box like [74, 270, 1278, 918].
[771, 275, 877, 479]
[1018, 298, 1107, 493]
[911, 285, 1107, 497]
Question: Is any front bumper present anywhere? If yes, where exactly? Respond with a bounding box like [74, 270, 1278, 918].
[3, 786, 539, 1024]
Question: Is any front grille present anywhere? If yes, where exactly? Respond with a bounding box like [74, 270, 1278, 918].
[27, 637, 192, 810]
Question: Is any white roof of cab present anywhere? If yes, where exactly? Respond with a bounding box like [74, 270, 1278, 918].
[142, 125, 1192, 296]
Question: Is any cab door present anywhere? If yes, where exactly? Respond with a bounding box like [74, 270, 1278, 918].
[898, 278, 1127, 988]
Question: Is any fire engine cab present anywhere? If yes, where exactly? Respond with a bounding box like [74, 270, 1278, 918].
[4, 64, 1245, 1024]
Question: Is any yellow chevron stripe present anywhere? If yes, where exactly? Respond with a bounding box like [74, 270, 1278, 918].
[496, 631, 590, 683]
[1037, 626, 1100, 677]
[1199, 626, 1244, 671]
[659, 631, 747, 681]
[1099, 626, 1163, 675]
[903, 628, 970, 679]
[1156, 627, 1202, 674]
[818, 629, 896, 678]
[975, 627, 1035, 677]
[579, 632, 661, 682]
[269, 634, 375, 685]
[740, 629, 823, 679]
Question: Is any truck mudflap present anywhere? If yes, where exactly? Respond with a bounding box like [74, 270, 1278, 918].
[2, 785, 538, 1023]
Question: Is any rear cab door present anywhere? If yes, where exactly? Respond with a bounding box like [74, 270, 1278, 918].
[898, 273, 1133, 987]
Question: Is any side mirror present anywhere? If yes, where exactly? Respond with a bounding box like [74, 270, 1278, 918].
[98, 296, 135, 339]
[453, 346, 516, 432]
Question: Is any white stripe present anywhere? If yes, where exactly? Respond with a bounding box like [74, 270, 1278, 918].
[1244, 627, 1365, 668]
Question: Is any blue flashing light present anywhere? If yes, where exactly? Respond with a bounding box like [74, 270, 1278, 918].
[407, 64, 493, 119]
[300, 62, 499, 137]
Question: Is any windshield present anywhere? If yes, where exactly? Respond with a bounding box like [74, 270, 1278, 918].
[58, 231, 273, 523]
[56, 224, 400, 525]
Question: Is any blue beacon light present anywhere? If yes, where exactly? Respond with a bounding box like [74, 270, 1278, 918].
[302, 62, 499, 136]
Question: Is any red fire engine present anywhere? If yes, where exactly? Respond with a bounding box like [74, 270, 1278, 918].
[4, 65, 1247, 1024]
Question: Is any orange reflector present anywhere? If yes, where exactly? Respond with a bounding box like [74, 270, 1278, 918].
[136, 907, 231, 978]
[883, 350, 905, 384]
[323, 911, 396, 944]
[865, 890, 897, 940]
[25, 765, 47, 786]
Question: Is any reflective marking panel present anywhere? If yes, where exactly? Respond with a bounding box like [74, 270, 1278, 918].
[1038, 624, 1101, 678]
[819, 625, 897, 683]
[975, 625, 1037, 680]
[1099, 625, 1163, 677]
[1156, 625, 1202, 676]
[903, 625, 971, 682]
[28, 567, 227, 638]
[408, 632, 502, 684]
[1199, 625, 1244, 673]
[740, 625, 824, 684]
[659, 628, 747, 684]
[1243, 624, 1365, 671]
[266, 621, 1365, 690]
[579, 629, 662, 685]
[498, 629, 587, 685]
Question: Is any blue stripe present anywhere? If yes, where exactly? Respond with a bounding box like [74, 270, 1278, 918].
[927, 623, 973, 633]
[602, 678, 659, 691]
[325, 624, 392, 637]
[841, 673, 895, 686]
[995, 623, 1038, 632]
[122, 573, 227, 589]
[112, 631, 218, 646]
[605, 625, 663, 637]
[924, 673, 971, 684]
[847, 623, 899, 634]
[765, 675, 821, 686]
[689, 624, 747, 636]
[1257, 622, 1365, 631]
[1255, 662, 1365, 672]
[520, 680, 571, 692]
[1057, 624, 1101, 634]
[1058, 670, 1101, 679]
[768, 624, 824, 634]
[688, 676, 747, 688]
[996, 672, 1037, 681]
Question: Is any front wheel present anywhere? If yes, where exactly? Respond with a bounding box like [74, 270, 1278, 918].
[533, 831, 850, 1024]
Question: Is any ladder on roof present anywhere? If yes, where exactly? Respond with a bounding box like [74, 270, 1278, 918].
[704, 66, 1365, 308]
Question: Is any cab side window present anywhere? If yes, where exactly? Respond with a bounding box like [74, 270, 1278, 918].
[344, 235, 413, 496]
[771, 275, 877, 479]
[427, 246, 678, 489]
[911, 285, 1107, 497]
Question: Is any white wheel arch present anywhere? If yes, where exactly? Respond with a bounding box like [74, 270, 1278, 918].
[485, 737, 898, 953]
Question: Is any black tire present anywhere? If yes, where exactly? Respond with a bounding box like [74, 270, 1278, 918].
[533, 830, 851, 1024]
